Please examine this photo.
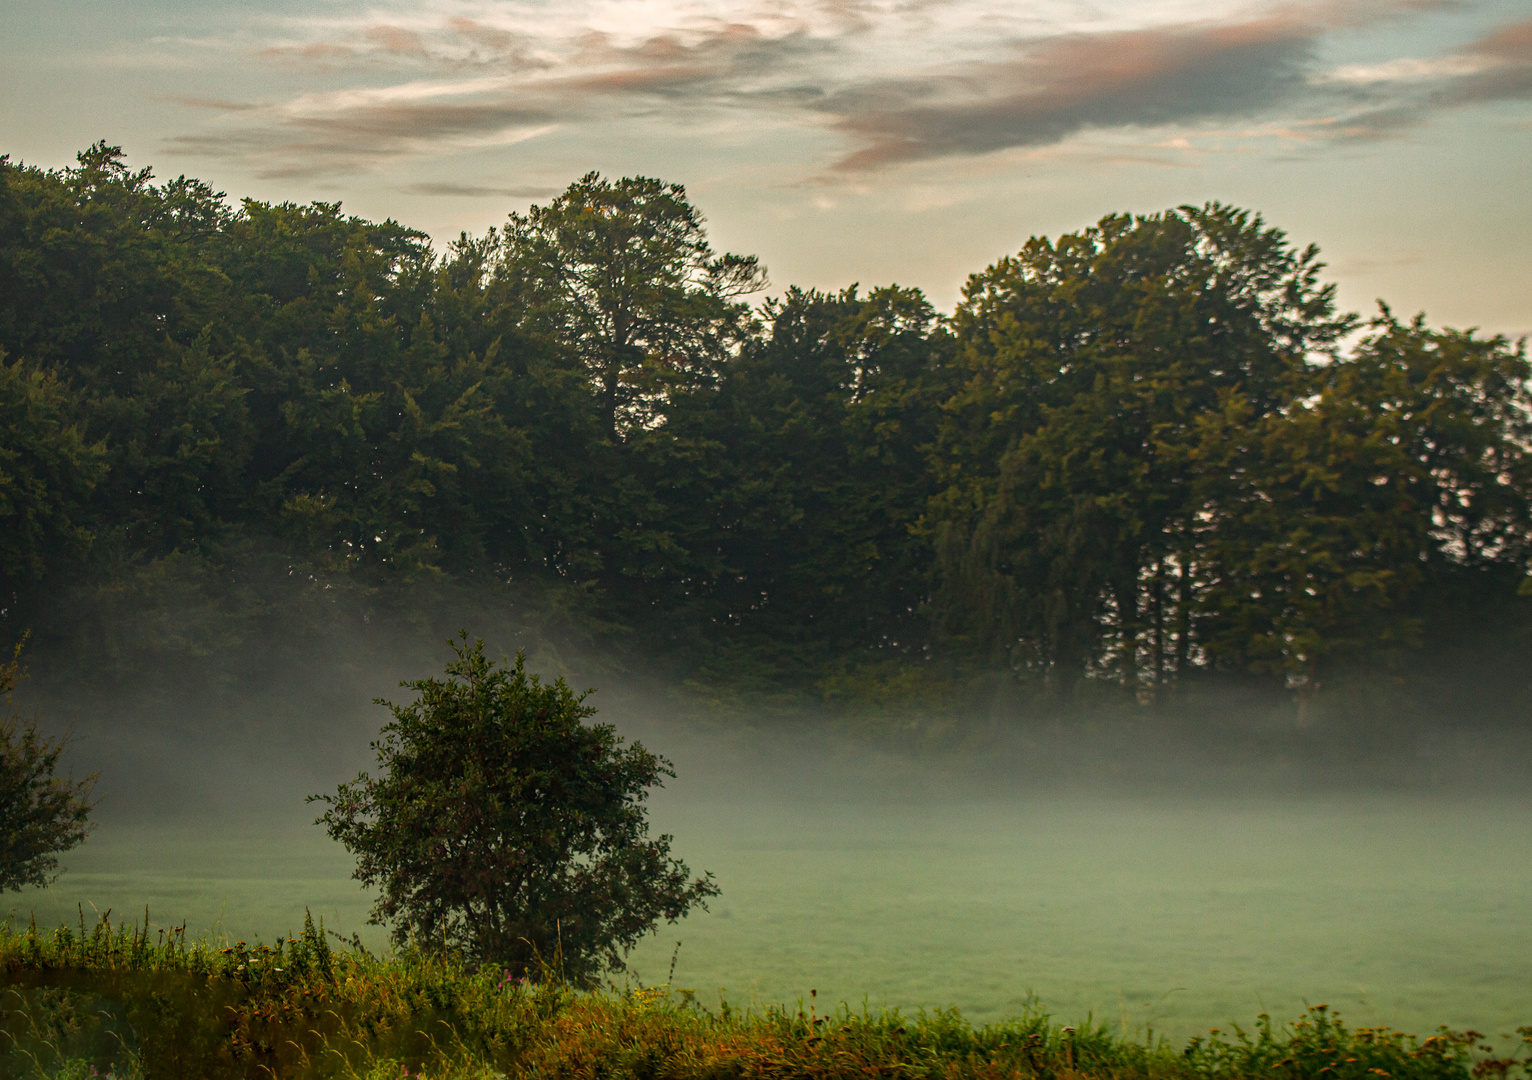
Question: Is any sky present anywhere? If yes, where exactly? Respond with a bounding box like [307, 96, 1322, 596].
[2, 0, 1529, 333]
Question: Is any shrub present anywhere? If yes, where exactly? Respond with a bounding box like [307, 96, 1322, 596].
[0, 636, 95, 892]
[314, 635, 717, 984]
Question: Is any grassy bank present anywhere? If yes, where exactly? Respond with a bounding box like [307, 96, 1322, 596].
[0, 913, 1525, 1080]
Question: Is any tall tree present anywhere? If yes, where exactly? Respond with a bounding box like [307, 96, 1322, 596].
[495, 173, 764, 434]
[1196, 309, 1532, 688]
[930, 205, 1353, 693]
[0, 354, 106, 628]
[640, 285, 953, 674]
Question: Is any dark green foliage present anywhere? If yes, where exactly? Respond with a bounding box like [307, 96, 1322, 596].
[2, 144, 1530, 710]
[929, 205, 1352, 687]
[0, 354, 107, 614]
[927, 205, 1532, 701]
[314, 637, 717, 984]
[496, 171, 765, 434]
[622, 285, 954, 680]
[0, 640, 95, 892]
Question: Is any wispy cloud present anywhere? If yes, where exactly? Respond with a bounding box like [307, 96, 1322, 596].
[160, 0, 1531, 178]
[167, 89, 560, 177]
[169, 8, 840, 176]
[819, 18, 1319, 170]
[1448, 17, 1532, 104]
[1314, 16, 1532, 138]
[1320, 56, 1495, 84]
[402, 181, 558, 196]
[171, 95, 263, 112]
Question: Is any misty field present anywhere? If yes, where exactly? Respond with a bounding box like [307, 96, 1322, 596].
[11, 788, 1531, 1048]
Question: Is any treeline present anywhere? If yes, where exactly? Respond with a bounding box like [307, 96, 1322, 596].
[2, 143, 1529, 705]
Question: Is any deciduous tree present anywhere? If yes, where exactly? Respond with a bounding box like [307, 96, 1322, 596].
[0, 638, 96, 892]
[314, 636, 717, 983]
[496, 173, 764, 434]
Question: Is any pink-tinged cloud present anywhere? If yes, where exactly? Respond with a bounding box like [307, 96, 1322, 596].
[166, 99, 560, 177]
[365, 26, 430, 55]
[167, 20, 831, 177]
[257, 42, 359, 64]
[822, 18, 1319, 170]
[1453, 17, 1532, 102]
[402, 181, 558, 197]
[445, 18, 521, 54]
[164, 1, 1530, 179]
[1319, 15, 1532, 139]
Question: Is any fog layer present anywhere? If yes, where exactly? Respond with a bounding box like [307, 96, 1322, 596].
[9, 615, 1532, 1046]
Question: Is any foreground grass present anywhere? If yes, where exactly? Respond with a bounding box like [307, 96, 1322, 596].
[0, 913, 1526, 1080]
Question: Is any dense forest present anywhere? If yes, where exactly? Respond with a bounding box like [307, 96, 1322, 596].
[2, 144, 1529, 716]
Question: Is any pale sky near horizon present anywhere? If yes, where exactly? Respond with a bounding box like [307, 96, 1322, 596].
[3, 0, 1529, 336]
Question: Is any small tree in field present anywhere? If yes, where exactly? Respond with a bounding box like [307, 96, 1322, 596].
[314, 636, 717, 984]
[0, 637, 96, 892]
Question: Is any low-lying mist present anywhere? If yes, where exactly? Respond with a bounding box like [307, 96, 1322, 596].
[8, 593, 1532, 1047]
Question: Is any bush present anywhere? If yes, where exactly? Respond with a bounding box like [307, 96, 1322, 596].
[314, 635, 717, 984]
[0, 636, 95, 892]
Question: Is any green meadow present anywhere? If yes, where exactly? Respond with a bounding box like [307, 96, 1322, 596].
[11, 791, 1531, 1049]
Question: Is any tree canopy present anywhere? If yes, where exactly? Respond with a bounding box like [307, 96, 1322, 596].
[2, 144, 1529, 711]
[496, 172, 765, 434]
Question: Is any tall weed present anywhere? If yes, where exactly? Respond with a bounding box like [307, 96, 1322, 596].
[1, 912, 1525, 1080]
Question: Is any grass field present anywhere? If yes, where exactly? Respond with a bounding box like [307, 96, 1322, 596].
[10, 789, 1530, 1049]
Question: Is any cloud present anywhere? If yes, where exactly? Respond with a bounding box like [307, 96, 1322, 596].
[167, 97, 559, 177]
[254, 16, 546, 73]
[365, 25, 430, 55]
[1321, 56, 1496, 84]
[257, 42, 361, 67]
[1314, 15, 1532, 138]
[401, 181, 558, 197]
[171, 13, 836, 176]
[170, 95, 262, 112]
[161, 0, 1529, 179]
[819, 18, 1320, 170]
[1450, 17, 1532, 104]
